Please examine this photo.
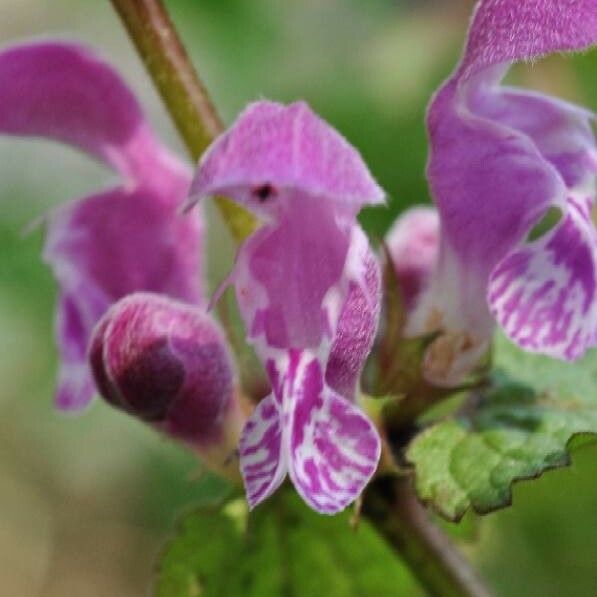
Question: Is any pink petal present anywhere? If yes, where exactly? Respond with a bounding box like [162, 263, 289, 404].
[54, 292, 106, 410]
[421, 79, 565, 366]
[326, 228, 381, 401]
[460, 0, 597, 80]
[417, 0, 597, 382]
[45, 184, 202, 410]
[188, 100, 384, 216]
[228, 195, 351, 353]
[239, 393, 286, 509]
[0, 41, 172, 180]
[288, 358, 380, 515]
[0, 41, 205, 410]
[385, 207, 439, 311]
[90, 293, 235, 444]
[193, 100, 383, 512]
[470, 88, 596, 191]
[489, 199, 596, 360]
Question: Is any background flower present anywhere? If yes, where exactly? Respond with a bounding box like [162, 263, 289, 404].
[409, 0, 596, 385]
[0, 41, 203, 410]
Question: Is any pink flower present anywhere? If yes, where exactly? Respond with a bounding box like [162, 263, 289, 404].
[188, 101, 384, 514]
[410, 0, 596, 385]
[385, 207, 439, 312]
[0, 41, 203, 409]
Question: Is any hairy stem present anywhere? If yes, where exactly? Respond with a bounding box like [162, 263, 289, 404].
[363, 477, 493, 597]
[109, 0, 257, 242]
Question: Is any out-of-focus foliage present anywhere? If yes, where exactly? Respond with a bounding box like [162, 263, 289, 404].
[1, 1, 596, 596]
[156, 490, 419, 597]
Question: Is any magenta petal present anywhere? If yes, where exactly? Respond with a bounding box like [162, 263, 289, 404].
[470, 88, 597, 190]
[385, 207, 439, 311]
[418, 0, 597, 380]
[189, 100, 384, 216]
[239, 197, 350, 351]
[44, 185, 202, 410]
[428, 82, 566, 272]
[55, 292, 107, 410]
[489, 200, 596, 360]
[460, 0, 597, 79]
[419, 80, 565, 370]
[90, 293, 235, 444]
[0, 40, 205, 412]
[326, 231, 381, 401]
[0, 41, 170, 179]
[193, 100, 383, 511]
[239, 393, 286, 509]
[289, 358, 380, 515]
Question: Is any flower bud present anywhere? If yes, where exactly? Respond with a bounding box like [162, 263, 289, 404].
[385, 207, 439, 311]
[89, 292, 244, 478]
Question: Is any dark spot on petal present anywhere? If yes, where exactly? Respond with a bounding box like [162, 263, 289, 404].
[253, 183, 276, 202]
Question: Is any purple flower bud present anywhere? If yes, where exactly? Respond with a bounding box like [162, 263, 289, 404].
[89, 293, 244, 472]
[385, 207, 439, 312]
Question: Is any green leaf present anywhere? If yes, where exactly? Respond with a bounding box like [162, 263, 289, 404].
[493, 333, 597, 400]
[155, 489, 418, 597]
[406, 335, 597, 521]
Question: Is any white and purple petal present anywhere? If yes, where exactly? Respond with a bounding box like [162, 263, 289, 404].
[239, 393, 286, 509]
[489, 196, 597, 359]
[416, 0, 597, 383]
[288, 357, 380, 514]
[239, 353, 380, 514]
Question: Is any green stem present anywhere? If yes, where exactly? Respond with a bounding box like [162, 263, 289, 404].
[363, 477, 493, 597]
[109, 0, 257, 242]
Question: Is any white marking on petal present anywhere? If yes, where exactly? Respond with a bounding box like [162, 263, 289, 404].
[287, 358, 380, 515]
[489, 199, 596, 360]
[239, 393, 286, 510]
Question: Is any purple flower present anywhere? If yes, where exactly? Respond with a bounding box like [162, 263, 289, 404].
[0, 41, 203, 409]
[188, 101, 384, 514]
[409, 0, 597, 385]
[385, 207, 439, 312]
[90, 292, 243, 477]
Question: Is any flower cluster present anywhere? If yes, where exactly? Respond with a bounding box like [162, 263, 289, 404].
[0, 41, 382, 513]
[2, 0, 595, 515]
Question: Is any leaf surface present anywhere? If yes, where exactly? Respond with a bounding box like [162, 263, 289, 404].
[406, 335, 597, 521]
[155, 489, 418, 596]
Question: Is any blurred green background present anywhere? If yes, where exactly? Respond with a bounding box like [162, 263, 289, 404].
[1, 0, 596, 595]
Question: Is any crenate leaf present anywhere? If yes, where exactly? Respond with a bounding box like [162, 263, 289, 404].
[406, 334, 597, 521]
[155, 488, 418, 597]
